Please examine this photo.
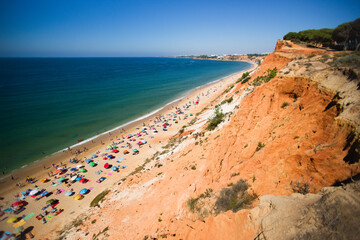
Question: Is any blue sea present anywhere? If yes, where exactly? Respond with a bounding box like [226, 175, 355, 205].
[0, 58, 250, 173]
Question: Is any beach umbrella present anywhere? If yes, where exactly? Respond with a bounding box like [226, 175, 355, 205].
[40, 178, 49, 183]
[85, 159, 92, 164]
[111, 166, 118, 171]
[29, 189, 39, 196]
[12, 201, 25, 207]
[133, 148, 138, 152]
[79, 178, 86, 183]
[141, 140, 147, 144]
[112, 149, 118, 153]
[92, 154, 98, 158]
[123, 150, 129, 154]
[79, 168, 87, 173]
[103, 157, 108, 160]
[65, 191, 73, 196]
[104, 163, 109, 169]
[7, 217, 18, 223]
[74, 194, 83, 200]
[54, 169, 63, 175]
[107, 155, 114, 158]
[79, 188, 87, 195]
[89, 162, 95, 167]
[112, 145, 118, 149]
[76, 177, 82, 181]
[76, 164, 84, 168]
[46, 199, 56, 205]
[70, 176, 77, 181]
[70, 168, 77, 172]
[120, 158, 125, 161]
[59, 177, 66, 182]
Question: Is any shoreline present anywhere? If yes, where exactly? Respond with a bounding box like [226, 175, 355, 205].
[1, 61, 252, 179]
[0, 62, 257, 237]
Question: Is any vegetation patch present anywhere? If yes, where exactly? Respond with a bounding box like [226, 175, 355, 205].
[281, 102, 290, 108]
[256, 142, 265, 151]
[188, 117, 198, 126]
[236, 72, 250, 83]
[214, 180, 256, 214]
[187, 188, 213, 213]
[224, 85, 234, 93]
[221, 96, 233, 105]
[250, 67, 277, 86]
[331, 52, 360, 68]
[206, 109, 225, 131]
[90, 189, 110, 207]
[291, 180, 310, 194]
[92, 226, 109, 240]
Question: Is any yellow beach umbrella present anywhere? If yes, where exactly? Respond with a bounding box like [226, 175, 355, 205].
[74, 194, 83, 200]
[13, 219, 25, 228]
[7, 217, 18, 223]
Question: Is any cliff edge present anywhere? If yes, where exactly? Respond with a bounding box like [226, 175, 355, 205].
[56, 41, 360, 240]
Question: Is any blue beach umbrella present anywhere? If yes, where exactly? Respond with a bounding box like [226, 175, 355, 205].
[92, 154, 98, 158]
[85, 159, 92, 163]
[120, 158, 125, 161]
[111, 166, 118, 171]
[107, 155, 114, 158]
[79, 188, 88, 195]
[133, 149, 138, 152]
[76, 177, 82, 181]
[70, 168, 77, 172]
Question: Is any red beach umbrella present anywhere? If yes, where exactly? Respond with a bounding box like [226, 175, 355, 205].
[104, 163, 109, 169]
[12, 201, 26, 207]
[103, 157, 108, 160]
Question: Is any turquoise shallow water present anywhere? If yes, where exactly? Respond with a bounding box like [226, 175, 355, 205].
[0, 57, 250, 172]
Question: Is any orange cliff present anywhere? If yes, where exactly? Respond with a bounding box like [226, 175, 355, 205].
[55, 41, 360, 240]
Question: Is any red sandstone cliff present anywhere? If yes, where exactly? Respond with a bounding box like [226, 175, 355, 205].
[56, 41, 360, 240]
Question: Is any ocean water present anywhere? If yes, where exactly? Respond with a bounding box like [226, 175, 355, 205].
[0, 58, 250, 173]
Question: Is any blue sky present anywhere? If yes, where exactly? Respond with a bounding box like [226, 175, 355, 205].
[0, 0, 359, 57]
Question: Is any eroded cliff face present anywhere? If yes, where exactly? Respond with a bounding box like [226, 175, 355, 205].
[58, 41, 360, 240]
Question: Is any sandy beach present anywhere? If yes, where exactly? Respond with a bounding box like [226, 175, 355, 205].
[0, 62, 256, 237]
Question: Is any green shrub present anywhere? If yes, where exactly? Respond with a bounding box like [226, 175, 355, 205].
[187, 189, 213, 213]
[214, 180, 256, 214]
[224, 85, 234, 93]
[236, 72, 250, 83]
[90, 190, 110, 207]
[241, 76, 251, 84]
[221, 96, 233, 105]
[250, 67, 277, 86]
[256, 142, 265, 151]
[206, 109, 225, 131]
[281, 102, 289, 108]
